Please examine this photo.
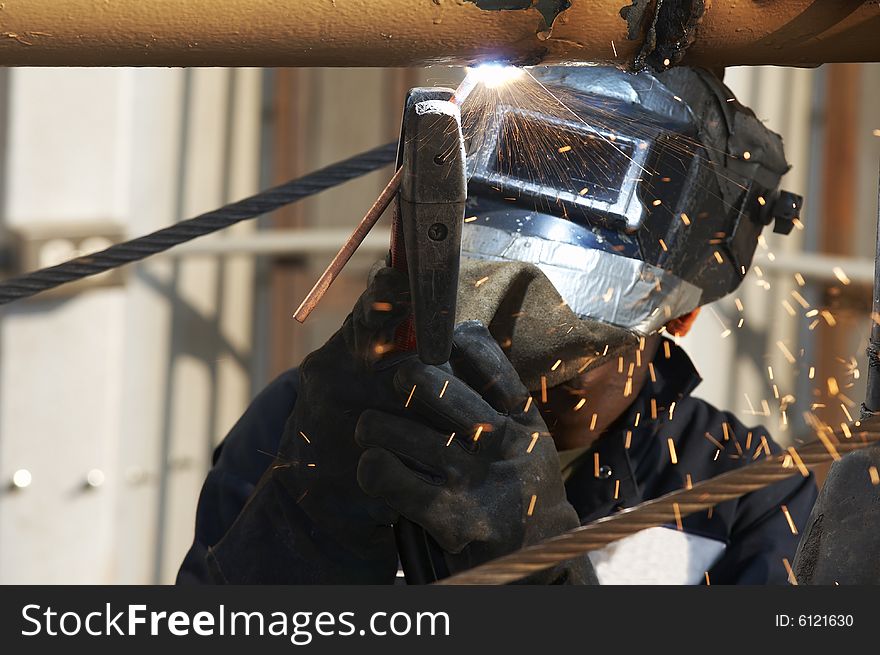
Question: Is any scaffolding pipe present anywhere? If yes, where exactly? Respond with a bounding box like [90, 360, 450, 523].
[0, 0, 877, 68]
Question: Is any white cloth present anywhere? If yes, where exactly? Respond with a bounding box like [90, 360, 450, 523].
[588, 526, 726, 585]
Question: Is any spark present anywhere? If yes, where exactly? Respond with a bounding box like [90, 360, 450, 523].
[821, 310, 837, 327]
[557, 145, 572, 153]
[809, 366, 815, 379]
[594, 453, 601, 478]
[590, 413, 598, 431]
[527, 494, 537, 516]
[776, 341, 797, 364]
[704, 432, 724, 450]
[446, 432, 456, 447]
[794, 273, 806, 287]
[781, 505, 798, 535]
[787, 447, 810, 477]
[574, 398, 586, 411]
[832, 266, 851, 285]
[474, 276, 490, 288]
[464, 215, 478, 223]
[473, 425, 484, 442]
[827, 377, 840, 396]
[611, 40, 618, 56]
[405, 384, 417, 408]
[523, 396, 533, 413]
[783, 558, 798, 585]
[625, 430, 633, 449]
[551, 359, 562, 371]
[743, 151, 751, 160]
[439, 380, 449, 398]
[869, 466, 880, 486]
[673, 502, 683, 530]
[704, 572, 711, 585]
[541, 376, 548, 403]
[613, 479, 621, 499]
[527, 432, 540, 453]
[791, 290, 810, 309]
[668, 438, 678, 464]
[685, 474, 693, 490]
[372, 301, 393, 312]
[298, 431, 311, 444]
[680, 212, 690, 225]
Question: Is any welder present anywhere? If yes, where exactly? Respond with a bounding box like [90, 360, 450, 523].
[177, 65, 817, 585]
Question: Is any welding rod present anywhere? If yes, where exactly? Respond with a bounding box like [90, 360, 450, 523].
[293, 167, 402, 322]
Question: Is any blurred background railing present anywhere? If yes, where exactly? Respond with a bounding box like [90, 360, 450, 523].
[0, 64, 877, 583]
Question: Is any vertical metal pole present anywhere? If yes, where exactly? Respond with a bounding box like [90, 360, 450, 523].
[861, 161, 880, 418]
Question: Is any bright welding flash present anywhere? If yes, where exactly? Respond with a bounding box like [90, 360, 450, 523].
[456, 63, 525, 104]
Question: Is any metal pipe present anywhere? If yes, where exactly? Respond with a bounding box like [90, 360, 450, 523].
[1, 1, 877, 68]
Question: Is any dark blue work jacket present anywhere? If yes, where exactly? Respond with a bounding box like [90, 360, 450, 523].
[178, 341, 816, 584]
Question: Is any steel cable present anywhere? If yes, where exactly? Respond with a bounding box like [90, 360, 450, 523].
[0, 141, 398, 306]
[439, 420, 880, 584]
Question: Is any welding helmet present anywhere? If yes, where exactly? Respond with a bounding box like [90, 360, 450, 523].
[461, 66, 801, 335]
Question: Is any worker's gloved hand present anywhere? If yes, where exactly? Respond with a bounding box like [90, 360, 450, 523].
[208, 266, 412, 583]
[356, 320, 598, 584]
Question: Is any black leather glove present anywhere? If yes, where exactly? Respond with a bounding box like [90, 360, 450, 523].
[207, 266, 411, 583]
[356, 320, 598, 584]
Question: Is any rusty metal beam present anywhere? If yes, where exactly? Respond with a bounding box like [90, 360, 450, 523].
[0, 0, 878, 68]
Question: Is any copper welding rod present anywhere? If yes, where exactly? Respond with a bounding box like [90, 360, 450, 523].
[293, 167, 403, 322]
[438, 419, 880, 585]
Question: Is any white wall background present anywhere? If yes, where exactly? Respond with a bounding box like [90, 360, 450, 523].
[0, 68, 261, 583]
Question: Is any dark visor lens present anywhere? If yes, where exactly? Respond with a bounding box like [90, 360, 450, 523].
[492, 114, 636, 205]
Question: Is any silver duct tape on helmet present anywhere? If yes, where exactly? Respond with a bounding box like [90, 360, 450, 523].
[461, 223, 702, 335]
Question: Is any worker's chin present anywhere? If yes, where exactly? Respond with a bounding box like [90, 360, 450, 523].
[455, 259, 639, 390]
